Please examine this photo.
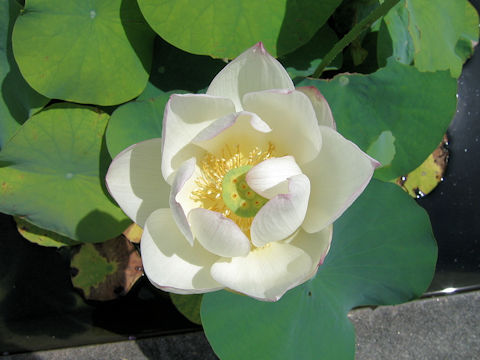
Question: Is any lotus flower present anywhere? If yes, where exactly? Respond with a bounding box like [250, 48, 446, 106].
[106, 43, 379, 301]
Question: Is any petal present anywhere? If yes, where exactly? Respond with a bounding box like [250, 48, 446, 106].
[169, 158, 196, 245]
[207, 42, 294, 111]
[243, 89, 322, 164]
[141, 209, 222, 294]
[302, 126, 380, 233]
[162, 94, 236, 183]
[297, 86, 336, 129]
[193, 111, 272, 156]
[251, 174, 310, 247]
[189, 208, 250, 257]
[210, 226, 332, 301]
[246, 156, 302, 199]
[106, 138, 169, 227]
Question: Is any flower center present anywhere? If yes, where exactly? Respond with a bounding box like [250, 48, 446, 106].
[221, 165, 268, 218]
[191, 143, 275, 236]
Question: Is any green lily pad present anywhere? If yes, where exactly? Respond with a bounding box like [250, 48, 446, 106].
[201, 179, 437, 360]
[106, 89, 187, 158]
[383, 0, 479, 78]
[279, 24, 341, 79]
[377, 3, 414, 67]
[297, 59, 457, 181]
[12, 0, 154, 105]
[14, 216, 80, 248]
[0, 103, 130, 242]
[0, 0, 49, 148]
[170, 293, 203, 325]
[137, 0, 342, 59]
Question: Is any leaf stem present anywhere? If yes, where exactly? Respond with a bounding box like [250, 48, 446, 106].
[312, 0, 401, 78]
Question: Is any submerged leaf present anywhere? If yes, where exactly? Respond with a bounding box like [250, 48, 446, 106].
[71, 235, 143, 301]
[170, 293, 203, 325]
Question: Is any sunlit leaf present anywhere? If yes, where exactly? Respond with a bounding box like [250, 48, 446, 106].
[12, 0, 154, 105]
[137, 0, 342, 58]
[0, 0, 49, 148]
[0, 103, 130, 242]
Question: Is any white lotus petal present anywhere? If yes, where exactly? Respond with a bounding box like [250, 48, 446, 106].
[169, 158, 196, 245]
[162, 94, 235, 183]
[297, 86, 336, 129]
[141, 209, 222, 294]
[210, 226, 332, 301]
[189, 208, 250, 257]
[246, 156, 302, 199]
[251, 174, 310, 247]
[243, 89, 322, 164]
[106, 138, 169, 227]
[302, 126, 380, 233]
[193, 111, 272, 156]
[207, 42, 294, 111]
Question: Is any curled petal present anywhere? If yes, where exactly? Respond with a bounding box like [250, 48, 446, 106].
[210, 226, 331, 301]
[297, 86, 336, 129]
[162, 94, 235, 183]
[169, 158, 197, 245]
[189, 208, 250, 257]
[251, 174, 310, 247]
[141, 209, 222, 294]
[302, 126, 380, 233]
[207, 42, 294, 111]
[243, 89, 322, 164]
[106, 138, 169, 227]
[246, 156, 302, 199]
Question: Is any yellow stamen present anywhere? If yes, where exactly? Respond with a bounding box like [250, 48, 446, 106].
[191, 143, 275, 237]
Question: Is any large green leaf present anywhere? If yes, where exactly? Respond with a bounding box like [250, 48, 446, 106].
[201, 180, 437, 360]
[0, 103, 130, 242]
[0, 0, 49, 149]
[12, 0, 154, 105]
[106, 89, 187, 158]
[297, 60, 457, 181]
[383, 0, 479, 78]
[137, 0, 342, 58]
